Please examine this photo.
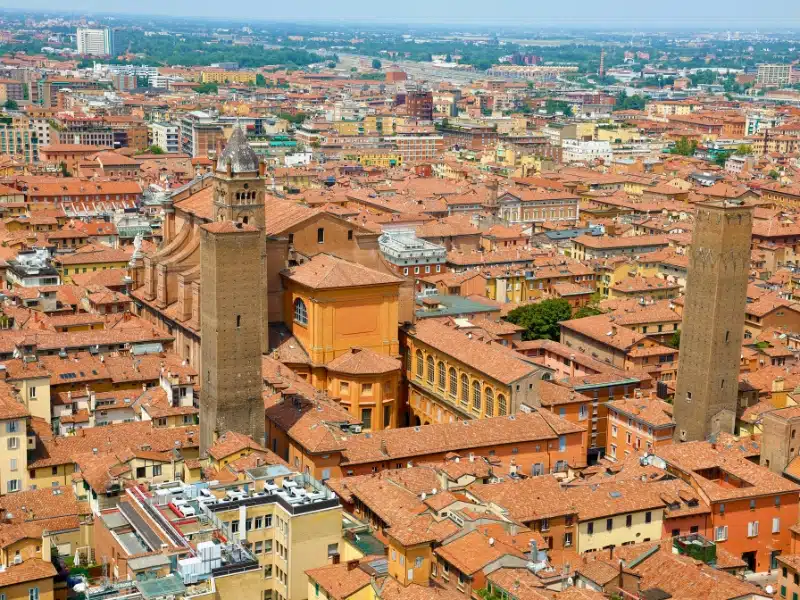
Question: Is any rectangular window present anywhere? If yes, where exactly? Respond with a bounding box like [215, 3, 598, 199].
[606, 518, 613, 531]
[317, 228, 324, 243]
[645, 511, 652, 523]
[747, 521, 759, 538]
[774, 517, 781, 534]
[588, 522, 594, 535]
[327, 543, 338, 557]
[564, 532, 573, 547]
[626, 515, 632, 528]
[559, 435, 566, 452]
[5, 421, 18, 433]
[255, 517, 263, 529]
[360, 408, 372, 430]
[265, 514, 273, 528]
[153, 465, 162, 477]
[715, 526, 728, 541]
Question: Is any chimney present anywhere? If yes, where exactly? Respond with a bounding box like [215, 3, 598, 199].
[331, 553, 340, 565]
[570, 354, 576, 379]
[346, 559, 359, 571]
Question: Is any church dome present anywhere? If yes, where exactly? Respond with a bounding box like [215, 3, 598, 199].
[216, 126, 260, 174]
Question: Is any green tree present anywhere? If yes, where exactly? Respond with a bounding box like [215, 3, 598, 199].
[3, 99, 18, 110]
[735, 144, 752, 156]
[545, 99, 573, 117]
[255, 73, 267, 87]
[445, 53, 452, 63]
[668, 329, 681, 350]
[672, 136, 698, 157]
[193, 82, 218, 94]
[573, 305, 603, 319]
[477, 589, 503, 600]
[277, 112, 307, 125]
[139, 145, 165, 155]
[326, 62, 336, 69]
[371, 58, 382, 70]
[505, 299, 572, 342]
[713, 150, 733, 167]
[769, 169, 780, 180]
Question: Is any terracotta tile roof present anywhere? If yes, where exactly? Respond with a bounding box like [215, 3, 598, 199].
[435, 526, 535, 575]
[572, 234, 670, 250]
[282, 253, 402, 289]
[28, 421, 198, 469]
[606, 396, 675, 429]
[134, 387, 198, 419]
[305, 561, 372, 600]
[53, 243, 131, 266]
[487, 568, 549, 600]
[340, 411, 583, 466]
[207, 430, 265, 461]
[0, 559, 56, 587]
[326, 347, 401, 375]
[612, 540, 765, 600]
[535, 380, 593, 407]
[560, 313, 647, 352]
[410, 319, 537, 385]
[378, 579, 466, 600]
[564, 480, 666, 521]
[468, 475, 574, 522]
[575, 558, 620, 586]
[0, 380, 29, 420]
[656, 440, 800, 502]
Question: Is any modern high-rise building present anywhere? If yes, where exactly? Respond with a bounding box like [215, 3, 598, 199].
[199, 127, 267, 455]
[76, 27, 114, 56]
[756, 63, 791, 87]
[673, 199, 753, 442]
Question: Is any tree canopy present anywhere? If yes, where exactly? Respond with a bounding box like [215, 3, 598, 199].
[614, 90, 647, 111]
[505, 299, 573, 342]
[672, 136, 698, 156]
[371, 58, 382, 69]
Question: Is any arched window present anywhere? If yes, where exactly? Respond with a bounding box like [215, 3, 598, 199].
[437, 362, 446, 389]
[485, 388, 494, 417]
[242, 215, 249, 224]
[460, 374, 469, 406]
[498, 394, 507, 416]
[472, 381, 481, 411]
[449, 368, 457, 397]
[293, 298, 308, 325]
[416, 350, 424, 378]
[426, 355, 434, 383]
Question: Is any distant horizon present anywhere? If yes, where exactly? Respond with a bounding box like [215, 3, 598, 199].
[2, 2, 800, 31]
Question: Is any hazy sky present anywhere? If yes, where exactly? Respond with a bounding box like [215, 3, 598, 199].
[8, 0, 800, 27]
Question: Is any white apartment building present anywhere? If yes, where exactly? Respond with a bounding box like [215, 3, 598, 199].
[561, 139, 613, 164]
[149, 122, 180, 153]
[76, 27, 114, 56]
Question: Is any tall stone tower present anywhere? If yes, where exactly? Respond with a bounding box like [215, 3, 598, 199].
[673, 200, 752, 442]
[200, 128, 267, 455]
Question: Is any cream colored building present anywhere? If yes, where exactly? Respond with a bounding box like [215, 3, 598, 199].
[0, 384, 30, 495]
[206, 471, 343, 600]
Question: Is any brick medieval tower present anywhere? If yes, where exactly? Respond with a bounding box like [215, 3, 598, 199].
[673, 200, 753, 442]
[200, 127, 267, 455]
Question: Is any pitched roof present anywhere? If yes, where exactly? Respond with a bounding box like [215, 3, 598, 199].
[283, 253, 402, 289]
[326, 347, 402, 375]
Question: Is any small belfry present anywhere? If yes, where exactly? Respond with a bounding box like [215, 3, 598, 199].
[199, 127, 268, 455]
[212, 125, 266, 229]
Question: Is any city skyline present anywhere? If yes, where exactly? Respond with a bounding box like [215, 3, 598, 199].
[5, 0, 800, 28]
